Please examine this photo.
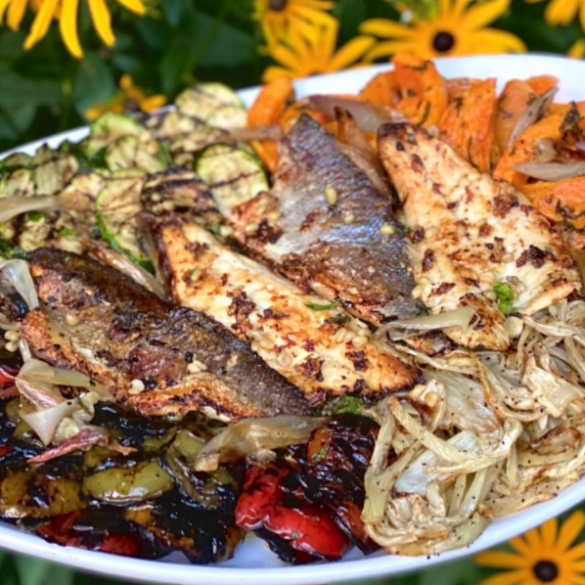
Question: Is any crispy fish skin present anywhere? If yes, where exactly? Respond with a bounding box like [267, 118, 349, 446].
[229, 114, 421, 324]
[155, 219, 422, 402]
[20, 248, 312, 421]
[378, 123, 581, 350]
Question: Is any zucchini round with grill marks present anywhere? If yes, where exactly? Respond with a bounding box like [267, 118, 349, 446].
[176, 83, 245, 128]
[196, 144, 269, 217]
[95, 170, 151, 270]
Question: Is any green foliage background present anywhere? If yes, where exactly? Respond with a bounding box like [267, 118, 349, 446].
[0, 0, 583, 152]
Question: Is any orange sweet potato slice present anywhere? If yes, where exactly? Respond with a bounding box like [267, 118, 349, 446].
[438, 78, 499, 173]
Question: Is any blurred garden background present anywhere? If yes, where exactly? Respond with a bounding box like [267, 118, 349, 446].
[2, 0, 585, 584]
[0, 0, 585, 153]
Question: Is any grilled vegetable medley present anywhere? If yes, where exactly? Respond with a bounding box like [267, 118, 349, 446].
[2, 54, 585, 564]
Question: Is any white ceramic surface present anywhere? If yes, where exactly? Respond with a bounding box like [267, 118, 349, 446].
[2, 53, 585, 585]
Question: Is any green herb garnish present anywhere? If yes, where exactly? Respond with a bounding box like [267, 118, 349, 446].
[208, 225, 221, 234]
[325, 314, 351, 324]
[493, 281, 514, 315]
[305, 301, 338, 311]
[57, 228, 76, 237]
[324, 395, 363, 416]
[26, 212, 44, 222]
[313, 446, 328, 461]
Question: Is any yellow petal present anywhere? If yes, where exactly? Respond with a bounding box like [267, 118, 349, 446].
[262, 66, 294, 84]
[469, 28, 527, 53]
[508, 535, 531, 556]
[292, 4, 335, 27]
[566, 573, 585, 585]
[59, 0, 83, 58]
[114, 0, 146, 15]
[462, 0, 510, 30]
[476, 551, 528, 570]
[23, 0, 59, 50]
[539, 517, 559, 551]
[452, 0, 473, 20]
[328, 35, 375, 72]
[557, 511, 585, 551]
[88, 0, 115, 46]
[568, 38, 585, 59]
[6, 0, 28, 31]
[564, 539, 585, 561]
[139, 94, 166, 112]
[544, 0, 579, 26]
[269, 43, 303, 71]
[475, 569, 528, 585]
[0, 0, 12, 24]
[363, 39, 419, 61]
[359, 18, 412, 39]
[318, 18, 338, 63]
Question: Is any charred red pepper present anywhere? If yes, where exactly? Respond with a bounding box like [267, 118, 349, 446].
[0, 365, 17, 385]
[236, 462, 351, 561]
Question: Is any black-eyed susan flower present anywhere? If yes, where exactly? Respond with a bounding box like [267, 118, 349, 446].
[0, 0, 146, 58]
[85, 74, 165, 120]
[254, 0, 336, 47]
[525, 0, 585, 31]
[262, 19, 375, 83]
[476, 510, 585, 585]
[360, 0, 526, 61]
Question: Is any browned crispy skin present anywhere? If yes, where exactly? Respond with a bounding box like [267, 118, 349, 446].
[20, 248, 312, 421]
[230, 115, 421, 324]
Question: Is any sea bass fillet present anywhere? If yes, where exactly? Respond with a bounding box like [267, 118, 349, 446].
[20, 248, 311, 421]
[229, 114, 421, 324]
[155, 219, 421, 403]
[378, 123, 581, 350]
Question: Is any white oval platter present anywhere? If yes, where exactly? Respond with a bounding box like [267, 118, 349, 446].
[1, 53, 585, 585]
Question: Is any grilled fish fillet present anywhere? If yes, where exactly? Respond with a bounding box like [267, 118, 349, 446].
[378, 123, 581, 350]
[155, 218, 421, 403]
[20, 248, 311, 421]
[229, 115, 421, 324]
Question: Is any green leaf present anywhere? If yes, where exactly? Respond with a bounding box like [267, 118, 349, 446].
[493, 281, 514, 315]
[14, 556, 53, 585]
[73, 52, 116, 117]
[325, 314, 351, 324]
[196, 14, 256, 69]
[305, 301, 338, 311]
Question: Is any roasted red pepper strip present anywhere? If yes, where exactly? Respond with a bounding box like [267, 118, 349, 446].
[236, 463, 351, 560]
[267, 506, 350, 559]
[0, 365, 17, 385]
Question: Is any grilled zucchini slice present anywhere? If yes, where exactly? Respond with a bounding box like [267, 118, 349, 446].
[95, 170, 151, 269]
[84, 112, 144, 159]
[105, 134, 167, 174]
[175, 83, 245, 129]
[196, 144, 268, 216]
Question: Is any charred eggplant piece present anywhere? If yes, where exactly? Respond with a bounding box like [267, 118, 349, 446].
[126, 492, 244, 564]
[305, 414, 379, 553]
[36, 508, 166, 558]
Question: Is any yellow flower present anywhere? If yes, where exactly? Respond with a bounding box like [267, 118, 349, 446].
[262, 19, 375, 83]
[476, 511, 585, 585]
[0, 0, 146, 58]
[254, 0, 336, 47]
[84, 74, 165, 120]
[569, 38, 585, 58]
[360, 0, 526, 61]
[525, 0, 585, 31]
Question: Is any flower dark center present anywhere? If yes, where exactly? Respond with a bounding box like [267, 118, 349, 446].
[269, 0, 288, 10]
[533, 560, 559, 583]
[433, 31, 455, 53]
